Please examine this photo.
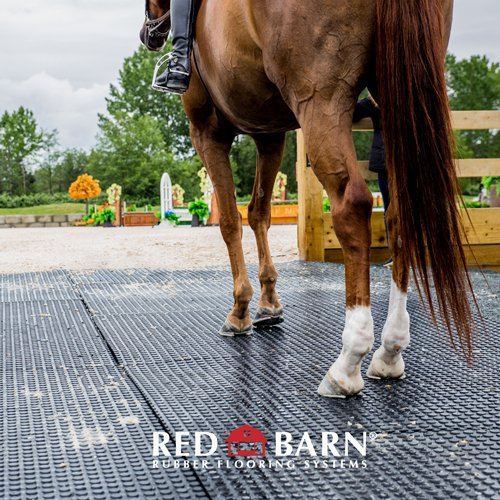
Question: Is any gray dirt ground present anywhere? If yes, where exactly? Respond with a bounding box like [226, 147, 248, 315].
[0, 224, 497, 315]
[0, 225, 298, 273]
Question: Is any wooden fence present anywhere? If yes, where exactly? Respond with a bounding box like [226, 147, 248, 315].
[296, 110, 500, 269]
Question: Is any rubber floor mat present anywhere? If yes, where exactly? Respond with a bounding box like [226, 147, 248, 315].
[73, 262, 500, 500]
[0, 274, 208, 500]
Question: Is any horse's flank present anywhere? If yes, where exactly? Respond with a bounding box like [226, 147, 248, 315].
[190, 0, 377, 136]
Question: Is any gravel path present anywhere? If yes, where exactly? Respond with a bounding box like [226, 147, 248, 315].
[0, 225, 298, 273]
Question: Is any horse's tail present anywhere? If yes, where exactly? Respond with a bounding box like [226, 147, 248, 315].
[375, 0, 474, 358]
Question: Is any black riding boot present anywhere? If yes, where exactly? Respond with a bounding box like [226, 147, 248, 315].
[153, 0, 194, 94]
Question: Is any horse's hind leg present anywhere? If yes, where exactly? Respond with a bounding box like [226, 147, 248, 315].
[190, 126, 253, 336]
[248, 133, 286, 327]
[367, 202, 410, 379]
[300, 102, 374, 397]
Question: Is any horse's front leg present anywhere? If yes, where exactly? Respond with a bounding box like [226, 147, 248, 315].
[248, 133, 286, 327]
[191, 126, 253, 336]
[367, 202, 410, 379]
[303, 111, 374, 398]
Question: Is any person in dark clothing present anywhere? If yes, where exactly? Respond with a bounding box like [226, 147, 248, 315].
[353, 96, 390, 211]
[353, 95, 392, 266]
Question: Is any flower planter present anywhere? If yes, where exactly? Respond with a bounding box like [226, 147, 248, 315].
[191, 213, 203, 227]
[236, 203, 298, 225]
[123, 212, 159, 227]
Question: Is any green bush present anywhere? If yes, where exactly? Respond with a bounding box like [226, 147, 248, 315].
[123, 197, 160, 208]
[462, 201, 489, 209]
[236, 194, 252, 203]
[0, 192, 76, 208]
[459, 178, 482, 196]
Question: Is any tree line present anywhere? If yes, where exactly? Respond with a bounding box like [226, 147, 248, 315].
[0, 49, 498, 204]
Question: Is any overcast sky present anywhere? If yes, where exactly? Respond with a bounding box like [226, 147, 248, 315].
[0, 0, 498, 150]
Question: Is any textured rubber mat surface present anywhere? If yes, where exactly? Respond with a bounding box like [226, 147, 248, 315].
[1, 263, 499, 499]
[73, 262, 499, 499]
[0, 272, 207, 499]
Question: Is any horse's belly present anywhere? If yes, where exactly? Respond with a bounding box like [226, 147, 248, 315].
[210, 82, 298, 134]
[193, 45, 298, 133]
[193, 0, 298, 133]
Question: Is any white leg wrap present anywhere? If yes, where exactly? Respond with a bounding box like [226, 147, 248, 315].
[381, 280, 410, 353]
[367, 280, 410, 379]
[318, 306, 374, 398]
[340, 307, 375, 371]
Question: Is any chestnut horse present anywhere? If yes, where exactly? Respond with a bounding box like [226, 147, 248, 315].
[140, 0, 474, 398]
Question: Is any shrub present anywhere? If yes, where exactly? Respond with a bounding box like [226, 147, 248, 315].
[123, 197, 160, 207]
[0, 192, 74, 208]
[462, 201, 489, 209]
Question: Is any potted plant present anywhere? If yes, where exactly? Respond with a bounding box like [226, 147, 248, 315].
[74, 206, 96, 226]
[165, 210, 181, 226]
[188, 198, 209, 227]
[93, 207, 116, 227]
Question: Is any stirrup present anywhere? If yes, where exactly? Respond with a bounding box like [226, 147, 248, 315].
[151, 52, 189, 94]
[152, 52, 173, 93]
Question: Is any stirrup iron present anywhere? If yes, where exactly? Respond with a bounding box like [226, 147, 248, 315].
[151, 52, 184, 94]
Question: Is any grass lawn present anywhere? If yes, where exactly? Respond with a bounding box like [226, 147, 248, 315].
[0, 204, 86, 215]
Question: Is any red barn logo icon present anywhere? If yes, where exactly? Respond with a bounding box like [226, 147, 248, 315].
[226, 425, 267, 457]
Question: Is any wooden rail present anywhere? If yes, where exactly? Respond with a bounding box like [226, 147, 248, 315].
[352, 110, 500, 132]
[296, 110, 500, 269]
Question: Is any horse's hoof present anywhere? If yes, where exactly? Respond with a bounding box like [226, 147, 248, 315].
[366, 346, 406, 379]
[219, 320, 253, 337]
[253, 306, 284, 327]
[318, 363, 364, 398]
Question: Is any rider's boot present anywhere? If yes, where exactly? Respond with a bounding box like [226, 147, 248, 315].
[153, 0, 194, 94]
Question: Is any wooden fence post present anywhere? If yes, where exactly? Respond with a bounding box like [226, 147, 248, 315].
[296, 129, 325, 261]
[114, 198, 122, 227]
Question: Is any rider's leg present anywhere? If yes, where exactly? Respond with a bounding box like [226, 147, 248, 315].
[154, 0, 194, 94]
